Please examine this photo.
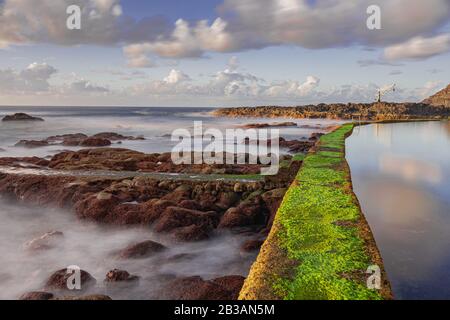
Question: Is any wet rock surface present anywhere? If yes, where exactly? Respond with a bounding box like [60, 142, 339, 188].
[0, 156, 49, 167]
[44, 268, 96, 292]
[115, 240, 167, 259]
[24, 231, 64, 251]
[45, 148, 263, 174]
[53, 295, 112, 300]
[244, 137, 314, 153]
[19, 291, 54, 300]
[105, 269, 140, 283]
[0, 170, 293, 242]
[13, 132, 145, 149]
[423, 84, 450, 107]
[0, 131, 315, 300]
[2, 113, 44, 122]
[241, 239, 265, 253]
[240, 122, 297, 129]
[214, 102, 450, 120]
[161, 275, 245, 300]
[15, 140, 49, 148]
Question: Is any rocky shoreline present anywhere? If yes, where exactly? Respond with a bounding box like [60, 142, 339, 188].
[0, 134, 308, 300]
[214, 102, 450, 121]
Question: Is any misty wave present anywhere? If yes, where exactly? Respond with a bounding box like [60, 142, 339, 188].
[0, 200, 255, 300]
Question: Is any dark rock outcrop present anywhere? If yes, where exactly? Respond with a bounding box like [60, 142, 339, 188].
[19, 291, 54, 300]
[13, 132, 144, 149]
[79, 137, 112, 147]
[423, 84, 450, 107]
[161, 275, 245, 300]
[115, 240, 167, 259]
[2, 113, 44, 121]
[155, 207, 215, 232]
[104, 269, 139, 284]
[241, 239, 264, 252]
[15, 140, 49, 148]
[240, 122, 297, 129]
[214, 102, 450, 120]
[92, 132, 145, 141]
[24, 231, 64, 251]
[53, 295, 112, 300]
[218, 194, 266, 229]
[45, 268, 96, 292]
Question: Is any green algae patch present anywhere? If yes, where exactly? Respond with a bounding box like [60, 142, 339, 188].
[239, 124, 392, 300]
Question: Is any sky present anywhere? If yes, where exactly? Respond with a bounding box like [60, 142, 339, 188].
[0, 0, 449, 107]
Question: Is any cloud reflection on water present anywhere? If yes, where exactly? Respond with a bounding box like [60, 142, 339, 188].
[379, 154, 442, 185]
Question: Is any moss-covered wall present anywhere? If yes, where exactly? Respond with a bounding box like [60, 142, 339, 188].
[239, 124, 392, 300]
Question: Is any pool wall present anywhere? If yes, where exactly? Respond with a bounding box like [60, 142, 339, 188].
[239, 124, 393, 300]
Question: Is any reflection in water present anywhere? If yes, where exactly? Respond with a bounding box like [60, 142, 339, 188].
[374, 124, 393, 147]
[379, 154, 442, 185]
[346, 121, 450, 299]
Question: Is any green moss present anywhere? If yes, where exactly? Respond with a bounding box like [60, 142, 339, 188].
[280, 159, 292, 169]
[292, 153, 306, 162]
[272, 123, 384, 300]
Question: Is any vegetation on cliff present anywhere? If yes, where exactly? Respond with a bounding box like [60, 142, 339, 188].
[239, 124, 392, 300]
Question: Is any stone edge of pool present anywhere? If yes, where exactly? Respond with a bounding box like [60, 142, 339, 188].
[239, 123, 393, 300]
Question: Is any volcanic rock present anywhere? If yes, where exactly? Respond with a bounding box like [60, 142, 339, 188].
[218, 195, 266, 229]
[154, 207, 216, 233]
[15, 140, 49, 148]
[2, 113, 44, 121]
[309, 132, 325, 141]
[161, 275, 245, 300]
[115, 240, 167, 259]
[423, 84, 450, 107]
[92, 132, 145, 141]
[104, 269, 139, 284]
[54, 295, 112, 300]
[241, 239, 265, 252]
[19, 291, 54, 300]
[24, 231, 64, 251]
[80, 137, 111, 147]
[45, 268, 96, 292]
[261, 188, 287, 228]
[240, 122, 297, 129]
[172, 224, 211, 242]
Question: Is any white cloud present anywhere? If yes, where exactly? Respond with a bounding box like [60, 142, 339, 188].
[119, 0, 450, 62]
[221, 0, 450, 49]
[0, 61, 441, 106]
[264, 76, 320, 98]
[411, 81, 443, 99]
[0, 62, 113, 98]
[226, 56, 239, 72]
[122, 18, 235, 66]
[1, 0, 449, 64]
[163, 69, 191, 84]
[0, 62, 57, 93]
[129, 60, 321, 102]
[123, 45, 156, 68]
[384, 34, 450, 60]
[0, 0, 170, 47]
[0, 0, 121, 46]
[69, 80, 109, 93]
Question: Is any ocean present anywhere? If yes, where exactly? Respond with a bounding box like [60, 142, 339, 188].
[0, 106, 342, 158]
